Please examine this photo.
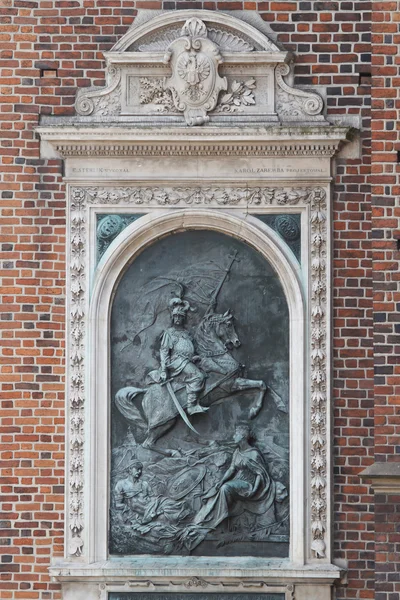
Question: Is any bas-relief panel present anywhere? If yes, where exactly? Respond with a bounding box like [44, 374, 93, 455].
[109, 230, 290, 557]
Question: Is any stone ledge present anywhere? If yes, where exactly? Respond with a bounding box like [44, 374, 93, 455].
[49, 558, 342, 585]
[360, 462, 400, 493]
[37, 124, 351, 159]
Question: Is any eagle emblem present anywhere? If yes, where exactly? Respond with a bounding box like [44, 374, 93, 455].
[163, 17, 227, 125]
[177, 53, 211, 87]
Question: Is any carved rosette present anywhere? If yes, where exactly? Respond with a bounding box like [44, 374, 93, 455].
[68, 185, 328, 559]
[163, 18, 227, 125]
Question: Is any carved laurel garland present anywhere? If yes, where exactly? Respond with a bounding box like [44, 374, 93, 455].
[83, 185, 314, 206]
[67, 185, 328, 558]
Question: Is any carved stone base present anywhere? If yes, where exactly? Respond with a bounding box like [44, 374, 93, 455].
[50, 561, 342, 600]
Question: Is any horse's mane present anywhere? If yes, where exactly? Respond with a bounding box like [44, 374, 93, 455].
[195, 312, 230, 354]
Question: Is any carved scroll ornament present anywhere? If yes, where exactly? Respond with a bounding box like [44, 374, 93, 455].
[275, 63, 324, 120]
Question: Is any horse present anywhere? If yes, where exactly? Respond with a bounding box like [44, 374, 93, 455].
[115, 310, 268, 455]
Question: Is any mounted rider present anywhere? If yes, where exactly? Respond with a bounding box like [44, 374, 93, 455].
[149, 297, 208, 416]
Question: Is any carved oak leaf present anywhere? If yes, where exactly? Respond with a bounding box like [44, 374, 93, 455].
[311, 410, 325, 425]
[311, 210, 326, 223]
[311, 258, 325, 272]
[311, 519, 325, 534]
[311, 391, 326, 403]
[311, 305, 324, 318]
[312, 497, 325, 511]
[311, 348, 325, 361]
[312, 453, 325, 469]
[311, 474, 326, 489]
[70, 392, 84, 409]
[311, 432, 325, 447]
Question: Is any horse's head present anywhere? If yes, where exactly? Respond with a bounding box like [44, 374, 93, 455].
[214, 310, 241, 350]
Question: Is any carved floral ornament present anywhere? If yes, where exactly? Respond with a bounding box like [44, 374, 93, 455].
[67, 185, 329, 561]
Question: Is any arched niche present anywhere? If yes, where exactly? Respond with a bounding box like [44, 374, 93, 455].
[87, 210, 305, 565]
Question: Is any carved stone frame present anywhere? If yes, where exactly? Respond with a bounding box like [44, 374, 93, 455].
[46, 169, 343, 598]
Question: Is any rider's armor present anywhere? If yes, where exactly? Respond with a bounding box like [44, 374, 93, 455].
[160, 327, 206, 410]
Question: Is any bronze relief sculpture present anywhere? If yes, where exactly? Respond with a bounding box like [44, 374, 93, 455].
[110, 231, 290, 556]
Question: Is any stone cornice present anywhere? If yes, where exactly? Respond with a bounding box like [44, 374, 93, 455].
[37, 125, 351, 158]
[360, 462, 400, 493]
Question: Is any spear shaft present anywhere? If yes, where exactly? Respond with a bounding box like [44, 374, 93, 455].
[203, 250, 239, 318]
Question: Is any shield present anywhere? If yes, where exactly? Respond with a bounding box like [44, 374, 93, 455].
[167, 465, 206, 500]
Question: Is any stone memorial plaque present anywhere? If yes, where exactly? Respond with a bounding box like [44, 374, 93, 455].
[109, 595, 286, 600]
[110, 230, 289, 557]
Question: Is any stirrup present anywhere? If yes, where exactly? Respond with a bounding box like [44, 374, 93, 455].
[187, 404, 209, 415]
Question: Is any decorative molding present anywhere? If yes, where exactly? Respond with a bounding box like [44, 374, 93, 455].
[76, 66, 122, 117]
[66, 9, 331, 128]
[97, 578, 296, 599]
[136, 25, 255, 53]
[67, 185, 328, 560]
[309, 187, 328, 559]
[111, 9, 281, 53]
[81, 185, 314, 207]
[184, 577, 209, 588]
[52, 142, 340, 158]
[139, 77, 178, 112]
[68, 188, 87, 556]
[139, 76, 256, 114]
[208, 27, 255, 52]
[276, 63, 324, 121]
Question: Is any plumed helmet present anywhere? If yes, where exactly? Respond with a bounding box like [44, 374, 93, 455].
[169, 297, 191, 317]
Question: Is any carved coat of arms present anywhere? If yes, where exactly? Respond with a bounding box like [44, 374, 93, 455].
[163, 18, 227, 126]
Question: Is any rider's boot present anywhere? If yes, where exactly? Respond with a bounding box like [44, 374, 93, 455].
[187, 392, 208, 415]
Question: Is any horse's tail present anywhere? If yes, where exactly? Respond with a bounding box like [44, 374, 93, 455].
[115, 386, 147, 431]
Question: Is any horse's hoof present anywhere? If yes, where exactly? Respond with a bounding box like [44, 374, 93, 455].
[249, 408, 259, 419]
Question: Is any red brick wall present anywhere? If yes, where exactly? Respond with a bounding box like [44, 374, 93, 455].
[371, 1, 400, 599]
[0, 1, 376, 599]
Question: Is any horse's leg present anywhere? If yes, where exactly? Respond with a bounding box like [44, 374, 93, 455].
[142, 418, 179, 456]
[230, 377, 267, 419]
